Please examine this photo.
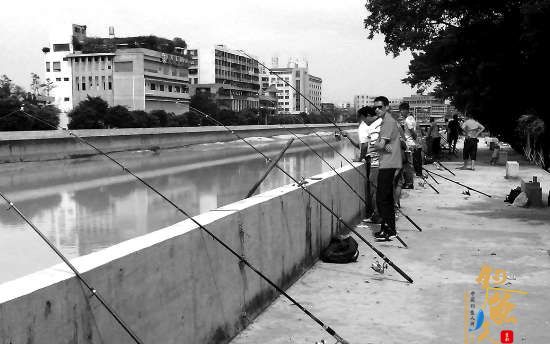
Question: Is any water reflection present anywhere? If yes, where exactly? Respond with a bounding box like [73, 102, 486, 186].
[0, 134, 356, 282]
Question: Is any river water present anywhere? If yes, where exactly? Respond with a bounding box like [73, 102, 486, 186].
[0, 131, 357, 283]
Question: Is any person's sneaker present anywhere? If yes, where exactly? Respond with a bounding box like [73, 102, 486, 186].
[374, 230, 394, 241]
[374, 230, 385, 238]
[386, 229, 397, 239]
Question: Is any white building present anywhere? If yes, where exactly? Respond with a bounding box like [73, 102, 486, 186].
[354, 94, 402, 111]
[260, 58, 322, 114]
[42, 24, 85, 127]
[187, 45, 260, 111]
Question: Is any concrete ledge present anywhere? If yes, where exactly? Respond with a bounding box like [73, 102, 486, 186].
[0, 124, 355, 163]
[0, 162, 365, 344]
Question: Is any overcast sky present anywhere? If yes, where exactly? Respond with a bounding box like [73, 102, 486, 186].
[0, 0, 416, 103]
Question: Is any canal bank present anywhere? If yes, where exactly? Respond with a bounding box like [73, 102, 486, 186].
[0, 124, 355, 163]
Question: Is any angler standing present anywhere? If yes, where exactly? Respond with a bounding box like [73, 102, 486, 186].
[372, 96, 402, 240]
[459, 114, 486, 170]
[349, 106, 382, 222]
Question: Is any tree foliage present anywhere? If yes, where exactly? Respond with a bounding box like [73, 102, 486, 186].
[364, 0, 550, 168]
[0, 74, 60, 131]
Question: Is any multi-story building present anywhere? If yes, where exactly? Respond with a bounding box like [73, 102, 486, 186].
[261, 61, 322, 115]
[401, 94, 456, 125]
[44, 24, 191, 125]
[353, 94, 402, 112]
[68, 48, 190, 114]
[188, 45, 260, 111]
[41, 24, 87, 127]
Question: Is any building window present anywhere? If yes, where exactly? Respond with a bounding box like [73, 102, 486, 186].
[76, 77, 79, 90]
[64, 97, 70, 102]
[56, 77, 61, 81]
[150, 83, 156, 90]
[95, 76, 99, 89]
[89, 76, 93, 88]
[168, 85, 173, 92]
[102, 76, 106, 90]
[114, 61, 133, 72]
[53, 44, 70, 52]
[108, 76, 112, 90]
[175, 86, 180, 92]
[63, 77, 69, 81]
[159, 84, 164, 91]
[46, 62, 51, 72]
[82, 82, 86, 91]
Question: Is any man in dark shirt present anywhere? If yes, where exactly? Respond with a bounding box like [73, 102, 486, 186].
[447, 114, 461, 154]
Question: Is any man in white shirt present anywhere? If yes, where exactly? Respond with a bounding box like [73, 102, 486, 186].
[459, 114, 485, 170]
[400, 102, 418, 185]
[348, 106, 382, 221]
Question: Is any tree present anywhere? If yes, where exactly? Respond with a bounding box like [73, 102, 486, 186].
[0, 74, 59, 131]
[364, 0, 550, 168]
[68, 96, 109, 129]
[40, 78, 56, 97]
[105, 105, 134, 128]
[30, 73, 41, 96]
[129, 110, 150, 128]
[190, 92, 218, 121]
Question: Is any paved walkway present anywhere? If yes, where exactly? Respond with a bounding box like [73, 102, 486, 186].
[230, 145, 550, 343]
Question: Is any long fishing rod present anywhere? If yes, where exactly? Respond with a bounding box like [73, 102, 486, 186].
[191, 106, 414, 280]
[426, 169, 440, 185]
[0, 191, 145, 344]
[280, 124, 367, 207]
[14, 109, 351, 344]
[244, 53, 424, 234]
[423, 168, 492, 198]
[419, 174, 440, 194]
[291, 115, 367, 180]
[435, 160, 456, 176]
[280, 124, 408, 248]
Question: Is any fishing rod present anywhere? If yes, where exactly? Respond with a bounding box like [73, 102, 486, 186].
[14, 109, 351, 344]
[279, 124, 367, 207]
[435, 160, 456, 176]
[426, 169, 440, 185]
[0, 191, 145, 344]
[279, 124, 408, 248]
[243, 52, 424, 234]
[291, 115, 367, 180]
[419, 174, 440, 194]
[190, 106, 414, 281]
[423, 168, 492, 198]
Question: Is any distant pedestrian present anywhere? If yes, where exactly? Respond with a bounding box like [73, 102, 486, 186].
[459, 114, 485, 170]
[399, 102, 417, 185]
[427, 118, 441, 159]
[447, 114, 461, 154]
[372, 96, 402, 241]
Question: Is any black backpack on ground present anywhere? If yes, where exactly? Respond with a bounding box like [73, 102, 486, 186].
[320, 236, 359, 264]
[504, 186, 522, 203]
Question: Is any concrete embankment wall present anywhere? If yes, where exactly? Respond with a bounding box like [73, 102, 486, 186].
[0, 163, 365, 344]
[0, 124, 355, 163]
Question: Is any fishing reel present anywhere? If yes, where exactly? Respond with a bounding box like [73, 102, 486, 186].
[371, 258, 388, 274]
